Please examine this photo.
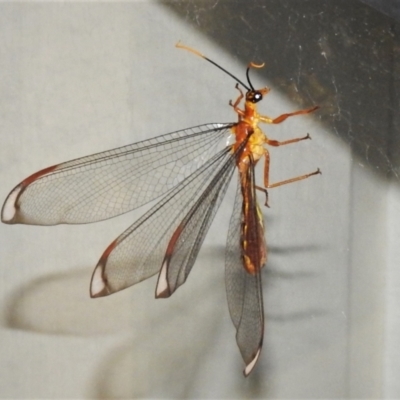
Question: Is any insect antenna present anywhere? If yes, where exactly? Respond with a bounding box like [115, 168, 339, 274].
[246, 62, 266, 92]
[176, 42, 251, 91]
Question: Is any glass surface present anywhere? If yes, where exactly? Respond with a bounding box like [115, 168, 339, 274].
[0, 1, 398, 398]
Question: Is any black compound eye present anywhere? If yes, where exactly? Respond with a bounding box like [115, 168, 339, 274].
[247, 90, 263, 103]
[253, 92, 263, 103]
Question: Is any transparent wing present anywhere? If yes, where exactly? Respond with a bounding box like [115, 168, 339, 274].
[155, 145, 237, 298]
[225, 168, 265, 376]
[2, 123, 233, 225]
[90, 145, 238, 298]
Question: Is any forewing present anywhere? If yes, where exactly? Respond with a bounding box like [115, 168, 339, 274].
[2, 123, 232, 225]
[90, 146, 235, 297]
[225, 168, 265, 376]
[155, 146, 237, 298]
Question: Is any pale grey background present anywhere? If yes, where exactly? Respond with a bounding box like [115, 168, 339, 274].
[0, 1, 399, 398]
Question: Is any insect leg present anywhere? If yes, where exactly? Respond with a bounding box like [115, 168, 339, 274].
[259, 105, 319, 124]
[254, 149, 271, 207]
[267, 168, 321, 190]
[255, 149, 320, 205]
[229, 84, 245, 116]
[266, 133, 311, 147]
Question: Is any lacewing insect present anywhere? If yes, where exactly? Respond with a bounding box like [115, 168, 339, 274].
[1, 43, 320, 376]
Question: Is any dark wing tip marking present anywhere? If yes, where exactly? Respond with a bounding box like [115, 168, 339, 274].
[90, 262, 111, 298]
[22, 164, 59, 185]
[243, 346, 262, 377]
[1, 183, 23, 224]
[155, 259, 171, 298]
[90, 239, 118, 298]
[2, 164, 59, 224]
[155, 222, 185, 299]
